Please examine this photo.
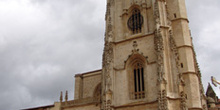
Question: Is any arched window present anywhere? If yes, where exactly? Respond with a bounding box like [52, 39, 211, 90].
[93, 83, 101, 102]
[126, 55, 146, 100]
[132, 62, 145, 99]
[127, 9, 143, 34]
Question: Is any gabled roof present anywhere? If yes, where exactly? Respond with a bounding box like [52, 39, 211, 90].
[206, 83, 219, 103]
[206, 83, 216, 97]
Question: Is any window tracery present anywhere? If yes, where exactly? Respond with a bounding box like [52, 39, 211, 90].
[127, 9, 143, 34]
[132, 62, 145, 99]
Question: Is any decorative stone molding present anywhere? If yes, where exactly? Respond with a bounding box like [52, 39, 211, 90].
[154, 29, 166, 84]
[169, 30, 185, 86]
[165, 3, 172, 26]
[141, 2, 147, 9]
[202, 104, 207, 110]
[132, 41, 140, 54]
[154, 1, 160, 30]
[169, 30, 179, 67]
[180, 91, 187, 110]
[102, 1, 114, 110]
[191, 40, 206, 103]
[124, 41, 148, 66]
[158, 90, 168, 110]
[155, 29, 168, 110]
[192, 44, 204, 91]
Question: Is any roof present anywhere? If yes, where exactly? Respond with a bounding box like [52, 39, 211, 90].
[22, 104, 54, 110]
[206, 83, 216, 97]
[75, 69, 102, 77]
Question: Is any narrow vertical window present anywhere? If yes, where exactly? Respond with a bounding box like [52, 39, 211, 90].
[134, 69, 137, 92]
[133, 62, 145, 99]
[127, 9, 143, 34]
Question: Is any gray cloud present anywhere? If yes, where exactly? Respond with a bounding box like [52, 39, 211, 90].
[0, 0, 219, 110]
[186, 0, 220, 96]
[0, 0, 105, 109]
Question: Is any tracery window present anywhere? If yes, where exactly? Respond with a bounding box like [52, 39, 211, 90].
[127, 9, 143, 34]
[132, 62, 145, 99]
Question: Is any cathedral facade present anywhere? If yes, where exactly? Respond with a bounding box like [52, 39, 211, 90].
[24, 0, 209, 110]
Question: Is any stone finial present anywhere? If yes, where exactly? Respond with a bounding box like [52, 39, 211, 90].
[60, 91, 63, 102]
[65, 91, 68, 102]
[132, 41, 139, 53]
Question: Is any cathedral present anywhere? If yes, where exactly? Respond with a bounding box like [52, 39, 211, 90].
[24, 0, 218, 110]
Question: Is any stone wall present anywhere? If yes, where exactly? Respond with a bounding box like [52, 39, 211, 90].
[74, 70, 102, 99]
[64, 104, 100, 110]
[114, 102, 158, 110]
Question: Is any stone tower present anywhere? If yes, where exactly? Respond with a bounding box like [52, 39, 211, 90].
[101, 0, 207, 110]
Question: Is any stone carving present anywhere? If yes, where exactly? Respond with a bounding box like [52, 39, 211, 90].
[169, 30, 179, 67]
[102, 1, 114, 110]
[155, 29, 168, 110]
[180, 91, 188, 110]
[154, 30, 163, 53]
[154, 1, 160, 30]
[105, 0, 114, 19]
[102, 43, 113, 92]
[102, 43, 114, 110]
[103, 1, 113, 90]
[154, 29, 166, 84]
[165, 3, 171, 26]
[154, 0, 167, 84]
[105, 99, 112, 110]
[105, 3, 110, 20]
[192, 44, 205, 94]
[169, 30, 185, 85]
[158, 90, 168, 110]
[141, 0, 147, 8]
[180, 91, 187, 110]
[123, 41, 147, 71]
[102, 99, 112, 110]
[155, 0, 171, 27]
[101, 89, 113, 110]
[202, 104, 207, 110]
[107, 99, 112, 108]
[132, 41, 139, 53]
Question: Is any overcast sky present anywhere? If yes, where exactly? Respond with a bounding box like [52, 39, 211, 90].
[0, 0, 219, 110]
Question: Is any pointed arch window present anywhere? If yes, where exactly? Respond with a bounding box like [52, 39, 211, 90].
[131, 62, 145, 99]
[93, 83, 101, 102]
[127, 9, 143, 34]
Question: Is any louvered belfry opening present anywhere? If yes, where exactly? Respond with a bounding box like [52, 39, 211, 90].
[127, 8, 143, 34]
[133, 62, 145, 99]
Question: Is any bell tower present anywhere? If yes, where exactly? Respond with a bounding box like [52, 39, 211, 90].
[101, 0, 207, 110]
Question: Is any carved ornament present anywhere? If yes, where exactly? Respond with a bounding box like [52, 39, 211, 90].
[180, 91, 187, 110]
[158, 90, 168, 110]
[154, 29, 166, 84]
